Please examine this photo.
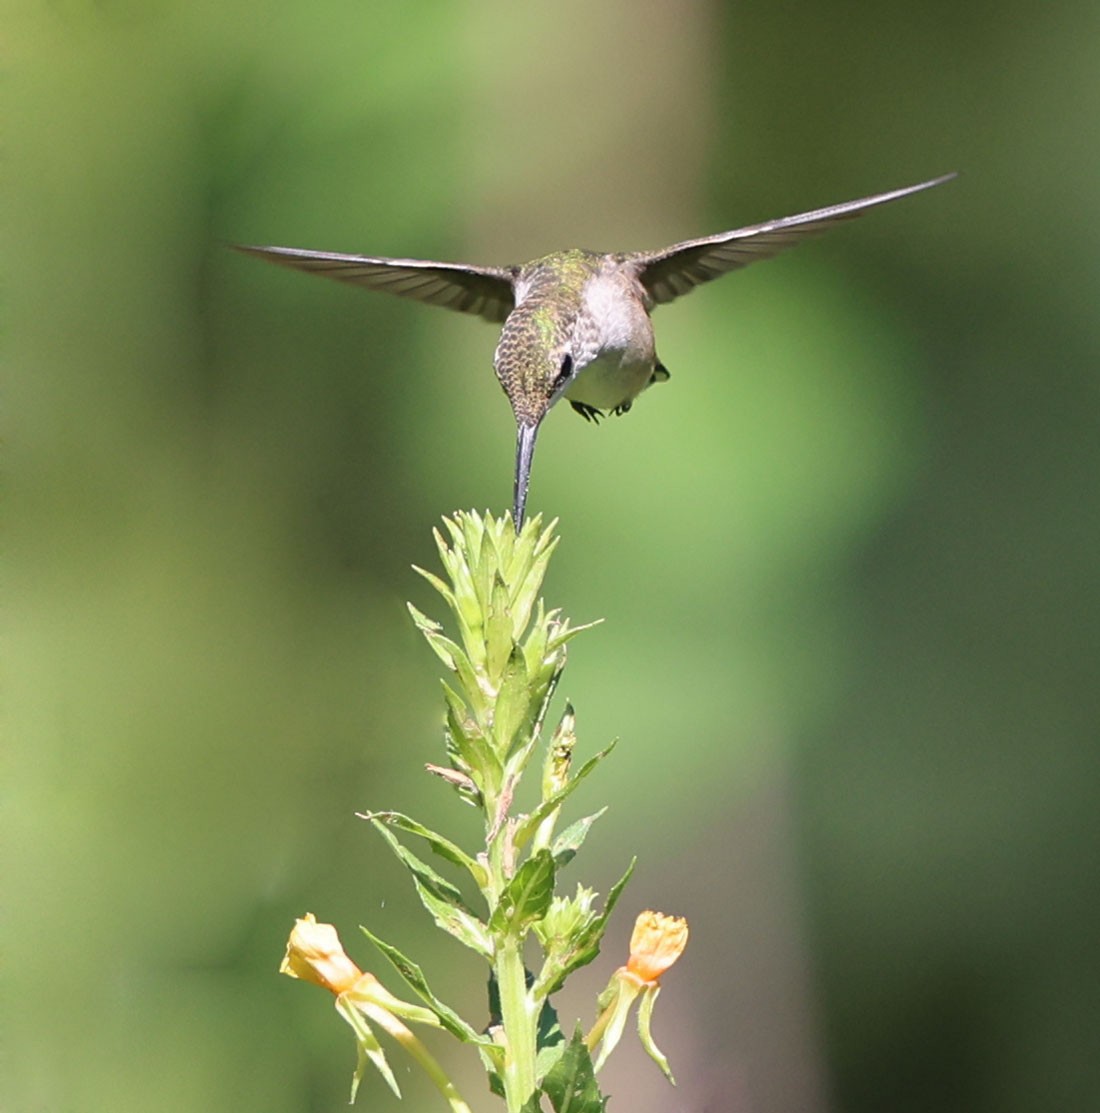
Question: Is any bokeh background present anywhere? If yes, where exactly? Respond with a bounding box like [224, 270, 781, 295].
[9, 2, 1099, 1112]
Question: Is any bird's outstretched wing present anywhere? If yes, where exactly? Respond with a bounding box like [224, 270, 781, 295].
[233, 245, 517, 323]
[634, 173, 956, 306]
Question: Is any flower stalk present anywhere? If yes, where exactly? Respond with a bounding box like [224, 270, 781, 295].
[278, 513, 689, 1112]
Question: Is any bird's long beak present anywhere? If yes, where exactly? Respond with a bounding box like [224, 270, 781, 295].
[513, 420, 541, 534]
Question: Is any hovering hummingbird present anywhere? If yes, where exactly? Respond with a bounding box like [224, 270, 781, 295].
[237, 172, 954, 530]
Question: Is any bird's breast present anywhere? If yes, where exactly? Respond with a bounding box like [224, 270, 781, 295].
[565, 274, 656, 410]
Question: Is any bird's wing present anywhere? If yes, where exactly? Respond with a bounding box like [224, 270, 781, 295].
[233, 245, 517, 323]
[634, 173, 956, 306]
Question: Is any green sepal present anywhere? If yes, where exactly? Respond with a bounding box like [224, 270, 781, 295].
[551, 809, 607, 869]
[363, 811, 487, 888]
[489, 849, 555, 935]
[533, 858, 635, 997]
[371, 821, 493, 957]
[335, 994, 402, 1101]
[590, 975, 634, 1073]
[541, 1028, 607, 1113]
[514, 742, 617, 851]
[636, 983, 675, 1084]
[357, 925, 501, 1056]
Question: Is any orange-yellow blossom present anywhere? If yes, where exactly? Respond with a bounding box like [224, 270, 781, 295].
[280, 913, 372, 995]
[625, 910, 689, 984]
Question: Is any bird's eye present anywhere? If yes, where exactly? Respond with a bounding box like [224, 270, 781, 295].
[554, 354, 573, 388]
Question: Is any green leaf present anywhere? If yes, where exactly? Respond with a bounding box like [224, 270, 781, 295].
[442, 682, 499, 774]
[521, 598, 549, 678]
[371, 821, 493, 957]
[546, 617, 603, 656]
[493, 645, 532, 756]
[362, 811, 487, 888]
[475, 519, 498, 617]
[442, 683, 502, 798]
[489, 849, 555, 934]
[440, 678, 469, 724]
[411, 564, 456, 611]
[514, 742, 617, 850]
[511, 531, 559, 639]
[434, 522, 483, 646]
[485, 575, 515, 683]
[407, 602, 451, 666]
[537, 993, 565, 1053]
[551, 809, 608, 869]
[408, 607, 481, 693]
[541, 1028, 606, 1113]
[357, 925, 500, 1054]
[528, 658, 564, 749]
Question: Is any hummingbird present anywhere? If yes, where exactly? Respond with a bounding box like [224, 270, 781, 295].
[236, 173, 954, 531]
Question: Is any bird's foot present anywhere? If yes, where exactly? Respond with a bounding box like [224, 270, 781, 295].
[570, 401, 605, 423]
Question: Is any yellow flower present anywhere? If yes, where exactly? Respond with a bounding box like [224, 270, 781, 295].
[586, 910, 689, 1082]
[280, 913, 367, 995]
[625, 910, 688, 984]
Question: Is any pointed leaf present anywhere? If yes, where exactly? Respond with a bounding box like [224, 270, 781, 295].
[409, 607, 481, 689]
[551, 809, 608, 869]
[541, 1028, 606, 1113]
[441, 678, 469, 724]
[442, 681, 503, 793]
[475, 519, 497, 615]
[362, 811, 487, 887]
[485, 575, 515, 683]
[371, 821, 493, 957]
[511, 534, 559, 639]
[434, 523, 483, 644]
[489, 849, 555, 934]
[411, 564, 456, 611]
[413, 624, 486, 717]
[538, 994, 565, 1053]
[546, 617, 603, 656]
[521, 598, 549, 677]
[357, 925, 499, 1052]
[493, 644, 532, 755]
[514, 742, 617, 850]
[407, 603, 452, 668]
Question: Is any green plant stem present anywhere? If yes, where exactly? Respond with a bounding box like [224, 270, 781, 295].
[495, 935, 538, 1112]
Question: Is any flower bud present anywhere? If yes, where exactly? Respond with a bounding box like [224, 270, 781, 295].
[625, 911, 688, 984]
[280, 913, 365, 995]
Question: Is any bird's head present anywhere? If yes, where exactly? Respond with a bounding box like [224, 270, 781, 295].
[493, 302, 579, 532]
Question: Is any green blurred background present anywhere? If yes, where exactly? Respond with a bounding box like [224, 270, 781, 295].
[9, 2, 1099, 1111]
